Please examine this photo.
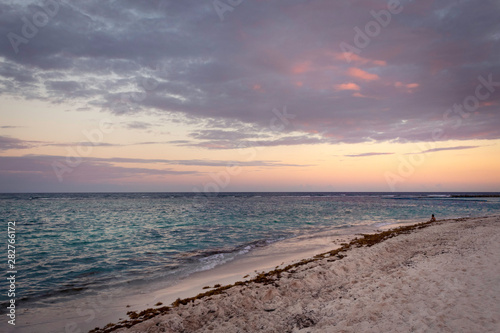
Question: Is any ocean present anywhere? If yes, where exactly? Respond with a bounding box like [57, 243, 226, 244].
[1, 192, 500, 328]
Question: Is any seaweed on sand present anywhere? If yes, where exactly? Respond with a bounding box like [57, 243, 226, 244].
[89, 219, 436, 333]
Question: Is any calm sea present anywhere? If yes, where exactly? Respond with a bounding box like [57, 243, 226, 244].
[1, 192, 499, 311]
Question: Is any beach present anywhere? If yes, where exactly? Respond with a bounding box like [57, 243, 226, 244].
[94, 215, 500, 333]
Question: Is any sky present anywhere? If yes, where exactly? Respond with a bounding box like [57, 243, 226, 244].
[0, 0, 499, 193]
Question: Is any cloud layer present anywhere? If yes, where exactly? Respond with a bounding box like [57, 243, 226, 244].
[0, 154, 310, 192]
[1, 0, 499, 150]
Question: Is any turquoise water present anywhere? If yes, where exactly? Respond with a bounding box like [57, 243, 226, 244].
[1, 192, 499, 310]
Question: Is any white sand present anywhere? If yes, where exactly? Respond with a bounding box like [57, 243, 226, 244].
[111, 216, 500, 333]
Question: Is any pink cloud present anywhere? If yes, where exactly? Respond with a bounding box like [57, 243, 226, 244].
[480, 101, 498, 107]
[334, 82, 361, 91]
[291, 61, 312, 74]
[347, 68, 380, 81]
[352, 92, 368, 98]
[252, 84, 264, 92]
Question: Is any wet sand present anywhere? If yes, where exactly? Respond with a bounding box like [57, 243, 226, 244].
[98, 216, 500, 332]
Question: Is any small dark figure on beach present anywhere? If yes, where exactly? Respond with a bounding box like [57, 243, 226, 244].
[430, 214, 436, 222]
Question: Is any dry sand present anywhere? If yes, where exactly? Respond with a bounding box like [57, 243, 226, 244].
[104, 216, 500, 333]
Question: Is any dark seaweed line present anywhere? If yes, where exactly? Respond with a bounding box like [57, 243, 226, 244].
[89, 217, 454, 333]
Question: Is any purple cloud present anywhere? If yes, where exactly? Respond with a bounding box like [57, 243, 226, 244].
[0, 155, 200, 192]
[416, 145, 481, 154]
[0, 136, 39, 150]
[0, 0, 498, 147]
[0, 154, 311, 192]
[124, 121, 154, 130]
[344, 152, 394, 157]
[25, 155, 309, 168]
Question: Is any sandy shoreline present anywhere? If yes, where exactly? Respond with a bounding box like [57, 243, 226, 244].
[9, 223, 380, 333]
[93, 215, 500, 333]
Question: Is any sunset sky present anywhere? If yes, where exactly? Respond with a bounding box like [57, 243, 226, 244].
[1, 0, 499, 192]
